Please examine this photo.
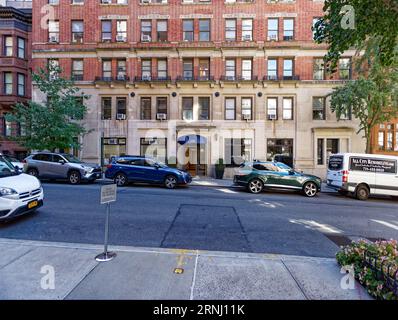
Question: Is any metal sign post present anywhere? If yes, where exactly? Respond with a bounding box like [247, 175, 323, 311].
[95, 184, 117, 262]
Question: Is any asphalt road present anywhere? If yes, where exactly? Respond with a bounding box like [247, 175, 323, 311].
[1, 182, 398, 258]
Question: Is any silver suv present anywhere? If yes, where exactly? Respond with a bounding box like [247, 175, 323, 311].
[24, 152, 102, 184]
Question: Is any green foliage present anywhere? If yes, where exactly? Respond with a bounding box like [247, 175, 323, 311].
[336, 239, 398, 300]
[329, 52, 398, 152]
[215, 158, 225, 169]
[314, 0, 398, 71]
[6, 64, 90, 152]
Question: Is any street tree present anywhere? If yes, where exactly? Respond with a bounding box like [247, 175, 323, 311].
[6, 64, 90, 152]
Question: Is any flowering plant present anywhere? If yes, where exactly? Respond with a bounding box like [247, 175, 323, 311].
[336, 239, 398, 300]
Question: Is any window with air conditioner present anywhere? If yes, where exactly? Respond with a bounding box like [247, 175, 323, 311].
[242, 19, 253, 41]
[116, 20, 127, 42]
[141, 20, 152, 42]
[48, 20, 59, 43]
[267, 18, 278, 41]
[241, 98, 252, 120]
[141, 60, 152, 81]
[116, 98, 127, 120]
[117, 59, 127, 80]
[267, 97, 278, 120]
[156, 97, 167, 119]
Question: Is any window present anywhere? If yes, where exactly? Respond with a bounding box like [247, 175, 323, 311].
[141, 97, 152, 120]
[3, 117, 12, 137]
[48, 20, 59, 43]
[116, 20, 127, 42]
[183, 59, 193, 80]
[72, 59, 83, 81]
[49, 0, 60, 4]
[282, 98, 293, 120]
[339, 105, 352, 120]
[199, 58, 210, 80]
[267, 98, 278, 120]
[339, 58, 351, 80]
[116, 98, 126, 119]
[48, 59, 59, 79]
[242, 19, 253, 41]
[117, 59, 126, 80]
[312, 97, 325, 120]
[317, 139, 324, 165]
[225, 138, 252, 167]
[183, 20, 194, 41]
[141, 20, 152, 42]
[4, 73, 12, 95]
[101, 20, 112, 41]
[387, 124, 393, 151]
[182, 97, 193, 120]
[225, 59, 236, 80]
[395, 126, 398, 151]
[156, 97, 167, 118]
[326, 139, 339, 161]
[283, 59, 293, 79]
[17, 74, 25, 96]
[267, 18, 278, 41]
[225, 19, 236, 41]
[102, 60, 112, 79]
[225, 98, 236, 120]
[283, 18, 294, 41]
[4, 36, 13, 56]
[242, 59, 252, 80]
[141, 60, 151, 80]
[71, 20, 84, 43]
[241, 98, 252, 120]
[199, 97, 210, 120]
[267, 139, 294, 166]
[312, 18, 321, 40]
[101, 97, 112, 120]
[17, 38, 25, 59]
[378, 131, 385, 150]
[157, 20, 167, 42]
[267, 59, 278, 80]
[199, 19, 210, 41]
[157, 59, 167, 80]
[140, 138, 167, 164]
[72, 0, 84, 4]
[313, 58, 325, 80]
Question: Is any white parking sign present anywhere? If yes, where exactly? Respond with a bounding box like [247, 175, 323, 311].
[100, 184, 117, 204]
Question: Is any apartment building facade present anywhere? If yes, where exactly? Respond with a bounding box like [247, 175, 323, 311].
[32, 0, 365, 178]
[0, 3, 31, 159]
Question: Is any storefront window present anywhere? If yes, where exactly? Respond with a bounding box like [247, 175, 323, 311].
[103, 137, 126, 165]
[224, 138, 252, 167]
[267, 139, 293, 167]
[140, 138, 167, 163]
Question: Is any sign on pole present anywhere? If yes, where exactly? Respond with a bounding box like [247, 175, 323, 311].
[96, 184, 117, 262]
[100, 184, 117, 204]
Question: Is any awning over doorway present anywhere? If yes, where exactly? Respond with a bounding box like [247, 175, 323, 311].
[177, 135, 207, 145]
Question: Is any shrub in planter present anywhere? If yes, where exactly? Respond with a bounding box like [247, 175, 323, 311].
[336, 239, 398, 300]
[215, 158, 225, 179]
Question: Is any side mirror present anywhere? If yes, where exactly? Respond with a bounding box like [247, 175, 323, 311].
[59, 159, 66, 165]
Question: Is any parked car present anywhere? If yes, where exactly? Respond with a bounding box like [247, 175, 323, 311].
[327, 153, 398, 200]
[24, 152, 102, 185]
[105, 156, 192, 189]
[234, 161, 322, 197]
[3, 155, 24, 172]
[0, 154, 43, 222]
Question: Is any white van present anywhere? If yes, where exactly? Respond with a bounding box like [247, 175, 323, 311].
[327, 153, 398, 200]
[0, 154, 44, 221]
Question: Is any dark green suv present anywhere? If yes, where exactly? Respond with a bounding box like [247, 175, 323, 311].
[233, 161, 322, 197]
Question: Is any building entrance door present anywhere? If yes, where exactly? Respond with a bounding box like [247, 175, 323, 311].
[177, 135, 207, 176]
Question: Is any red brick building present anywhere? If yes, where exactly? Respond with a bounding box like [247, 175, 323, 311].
[31, 0, 365, 178]
[0, 5, 31, 160]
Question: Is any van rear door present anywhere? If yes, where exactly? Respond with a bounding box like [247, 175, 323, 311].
[374, 158, 398, 196]
[327, 155, 344, 188]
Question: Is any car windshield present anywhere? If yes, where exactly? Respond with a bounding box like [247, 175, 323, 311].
[276, 162, 292, 171]
[4, 156, 19, 163]
[0, 156, 18, 177]
[62, 154, 82, 163]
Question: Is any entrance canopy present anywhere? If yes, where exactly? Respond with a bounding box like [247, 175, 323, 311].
[177, 135, 207, 145]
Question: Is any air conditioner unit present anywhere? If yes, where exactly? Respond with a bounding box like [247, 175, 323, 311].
[267, 34, 278, 41]
[156, 113, 167, 120]
[142, 75, 151, 81]
[49, 35, 59, 43]
[116, 74, 126, 81]
[242, 114, 251, 120]
[141, 35, 151, 42]
[242, 34, 252, 41]
[116, 113, 126, 120]
[268, 114, 277, 120]
[116, 35, 127, 42]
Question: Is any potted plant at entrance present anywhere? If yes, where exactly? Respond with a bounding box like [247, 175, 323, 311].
[215, 158, 225, 179]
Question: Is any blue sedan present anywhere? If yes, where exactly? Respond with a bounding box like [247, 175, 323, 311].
[105, 156, 192, 189]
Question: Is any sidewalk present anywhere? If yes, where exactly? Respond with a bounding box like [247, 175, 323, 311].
[0, 238, 370, 300]
[191, 177, 337, 193]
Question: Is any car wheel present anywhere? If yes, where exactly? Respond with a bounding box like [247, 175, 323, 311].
[27, 168, 38, 177]
[247, 179, 264, 194]
[114, 173, 128, 187]
[68, 171, 81, 185]
[303, 181, 318, 197]
[164, 175, 177, 189]
[355, 185, 369, 201]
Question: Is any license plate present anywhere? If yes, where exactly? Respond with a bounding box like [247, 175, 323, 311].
[28, 200, 38, 209]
